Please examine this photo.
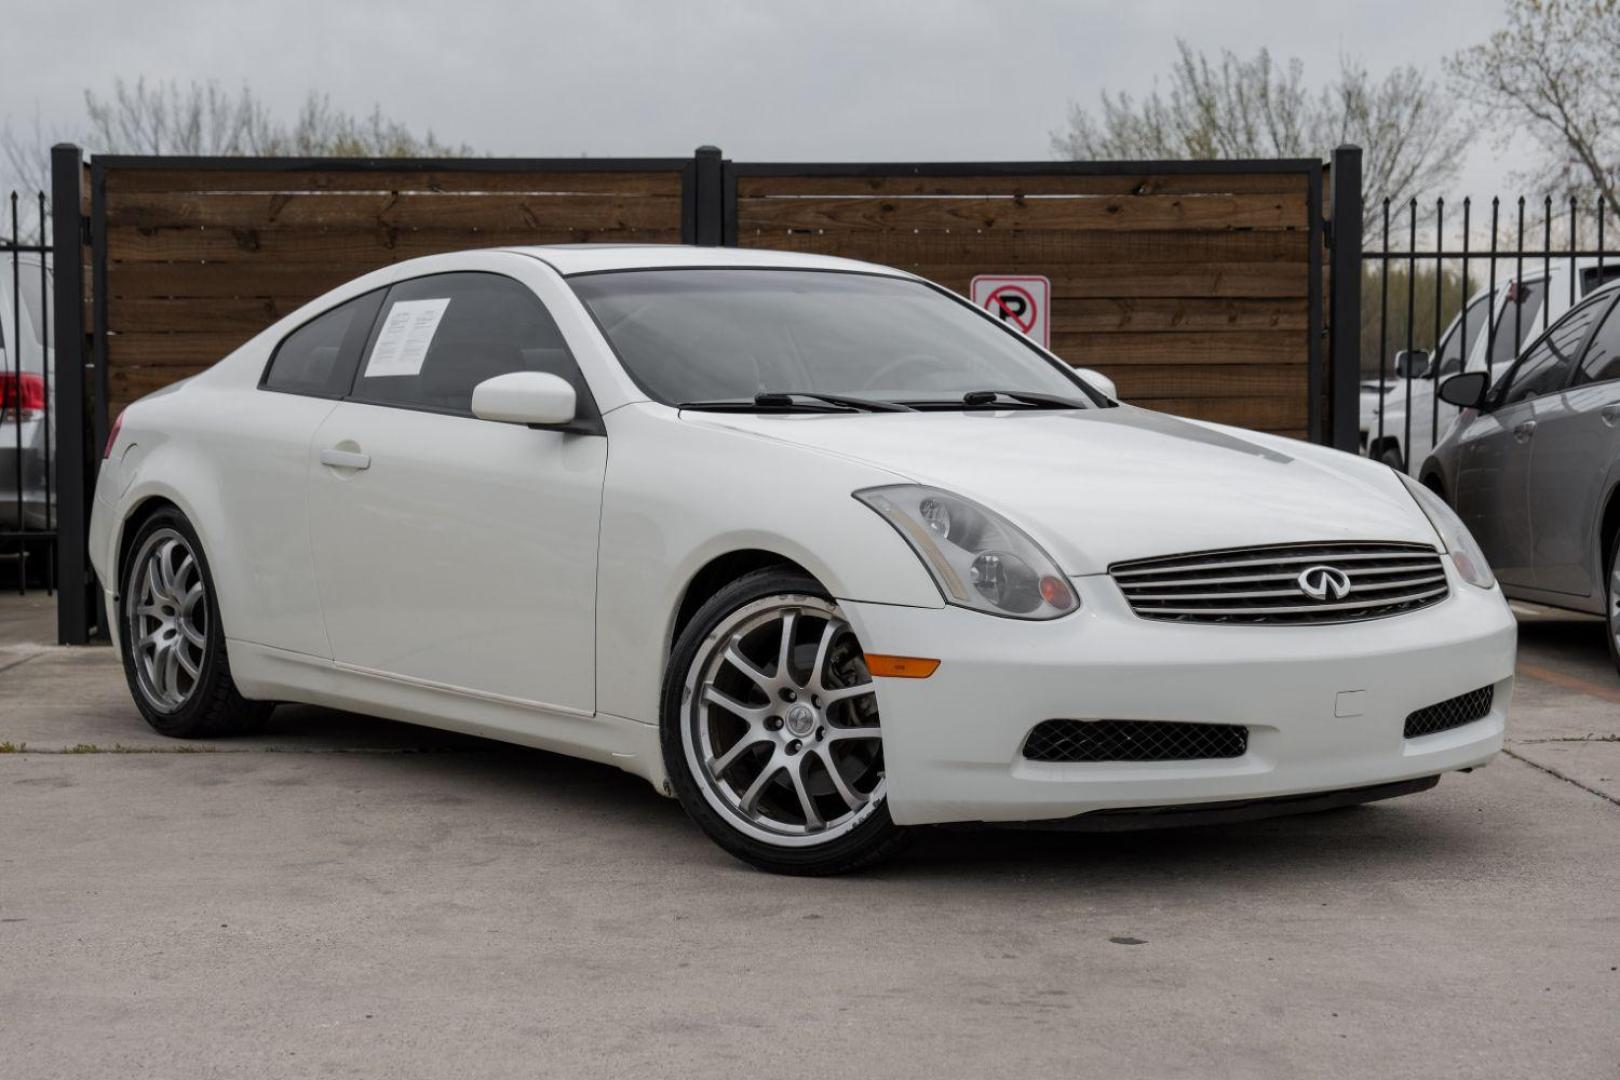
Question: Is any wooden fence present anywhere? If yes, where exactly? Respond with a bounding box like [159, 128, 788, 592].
[730, 164, 1321, 437]
[86, 153, 1328, 431]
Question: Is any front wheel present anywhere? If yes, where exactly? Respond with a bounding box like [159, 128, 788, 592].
[661, 568, 908, 875]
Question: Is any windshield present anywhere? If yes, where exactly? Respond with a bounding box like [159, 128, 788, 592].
[568, 269, 1094, 406]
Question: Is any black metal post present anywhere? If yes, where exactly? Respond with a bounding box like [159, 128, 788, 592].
[49, 145, 91, 645]
[1327, 146, 1363, 453]
[693, 146, 724, 247]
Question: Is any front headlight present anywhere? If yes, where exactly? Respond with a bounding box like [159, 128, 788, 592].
[1397, 473, 1495, 589]
[854, 484, 1077, 619]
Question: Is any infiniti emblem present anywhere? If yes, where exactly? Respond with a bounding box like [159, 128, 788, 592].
[1297, 565, 1352, 601]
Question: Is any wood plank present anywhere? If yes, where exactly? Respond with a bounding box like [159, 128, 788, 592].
[104, 168, 684, 195]
[747, 228, 1309, 265]
[923, 264, 1309, 299]
[1078, 363, 1308, 400]
[105, 226, 675, 263]
[1047, 298, 1308, 333]
[107, 332, 258, 366]
[736, 173, 1308, 198]
[1135, 396, 1307, 429]
[1048, 330, 1303, 365]
[107, 261, 392, 298]
[734, 192, 1309, 233]
[109, 296, 300, 334]
[105, 192, 684, 232]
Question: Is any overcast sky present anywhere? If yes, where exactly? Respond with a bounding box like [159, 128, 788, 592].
[7, 0, 1517, 202]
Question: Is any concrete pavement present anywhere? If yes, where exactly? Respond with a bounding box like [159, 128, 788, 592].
[2, 594, 1617, 1079]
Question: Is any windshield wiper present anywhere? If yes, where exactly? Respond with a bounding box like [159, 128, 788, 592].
[900, 386, 1088, 408]
[755, 391, 914, 412]
[678, 392, 913, 413]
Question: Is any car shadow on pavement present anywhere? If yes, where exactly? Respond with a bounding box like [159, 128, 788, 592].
[245, 703, 1488, 888]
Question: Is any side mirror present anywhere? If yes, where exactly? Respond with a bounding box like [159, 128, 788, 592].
[1073, 367, 1118, 401]
[471, 371, 577, 427]
[1393, 349, 1432, 379]
[1438, 371, 1489, 410]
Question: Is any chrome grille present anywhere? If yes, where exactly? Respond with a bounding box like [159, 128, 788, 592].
[1023, 719, 1248, 763]
[1404, 686, 1494, 738]
[1111, 542, 1449, 625]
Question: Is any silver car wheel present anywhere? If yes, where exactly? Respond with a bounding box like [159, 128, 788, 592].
[681, 595, 885, 848]
[1610, 563, 1620, 653]
[126, 528, 208, 713]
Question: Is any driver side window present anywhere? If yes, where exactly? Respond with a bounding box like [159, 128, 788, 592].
[1496, 299, 1604, 407]
[351, 272, 597, 419]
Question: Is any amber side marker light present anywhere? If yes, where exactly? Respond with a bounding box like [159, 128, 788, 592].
[864, 654, 941, 679]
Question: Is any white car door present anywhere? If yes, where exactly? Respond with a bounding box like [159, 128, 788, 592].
[306, 271, 606, 713]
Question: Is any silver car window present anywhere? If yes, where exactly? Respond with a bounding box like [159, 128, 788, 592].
[1497, 299, 1604, 407]
[1573, 298, 1620, 388]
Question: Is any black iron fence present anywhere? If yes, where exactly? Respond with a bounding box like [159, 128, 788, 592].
[1361, 193, 1620, 469]
[1, 189, 54, 595]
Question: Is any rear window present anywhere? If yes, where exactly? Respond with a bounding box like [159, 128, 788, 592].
[262, 289, 385, 397]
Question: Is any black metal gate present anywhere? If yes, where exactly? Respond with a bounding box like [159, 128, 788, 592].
[2, 186, 55, 599]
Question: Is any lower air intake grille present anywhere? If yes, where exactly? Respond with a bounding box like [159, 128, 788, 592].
[1404, 686, 1494, 738]
[1110, 541, 1449, 625]
[1023, 719, 1249, 763]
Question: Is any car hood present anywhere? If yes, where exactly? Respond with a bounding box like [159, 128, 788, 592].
[682, 405, 1435, 574]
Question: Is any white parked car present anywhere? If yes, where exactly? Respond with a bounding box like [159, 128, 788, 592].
[1364, 260, 1620, 474]
[89, 246, 1516, 874]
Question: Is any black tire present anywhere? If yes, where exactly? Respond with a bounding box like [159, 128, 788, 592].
[660, 567, 910, 875]
[118, 508, 271, 738]
[1606, 531, 1620, 680]
[1378, 444, 1405, 471]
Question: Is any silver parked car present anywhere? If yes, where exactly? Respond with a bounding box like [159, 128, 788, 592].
[0, 255, 54, 533]
[1422, 280, 1620, 674]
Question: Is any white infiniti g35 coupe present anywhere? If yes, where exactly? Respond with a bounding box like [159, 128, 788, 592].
[88, 245, 1516, 874]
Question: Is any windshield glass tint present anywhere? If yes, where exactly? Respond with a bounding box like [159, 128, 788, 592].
[568, 269, 1089, 405]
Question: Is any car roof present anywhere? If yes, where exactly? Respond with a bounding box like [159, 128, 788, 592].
[500, 243, 914, 279]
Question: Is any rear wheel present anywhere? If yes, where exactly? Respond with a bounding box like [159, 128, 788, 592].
[661, 568, 908, 875]
[1607, 532, 1620, 678]
[119, 509, 270, 737]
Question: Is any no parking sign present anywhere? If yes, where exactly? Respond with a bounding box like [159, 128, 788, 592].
[970, 274, 1051, 348]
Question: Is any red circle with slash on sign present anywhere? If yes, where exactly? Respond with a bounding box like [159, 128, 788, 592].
[984, 284, 1037, 333]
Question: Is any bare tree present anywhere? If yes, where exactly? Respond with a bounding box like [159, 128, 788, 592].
[1449, 0, 1620, 218]
[1051, 41, 1471, 226]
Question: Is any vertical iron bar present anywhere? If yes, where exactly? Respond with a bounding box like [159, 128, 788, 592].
[1403, 199, 1416, 469]
[1599, 199, 1607, 283]
[38, 190, 52, 596]
[1485, 198, 1499, 381]
[1543, 196, 1552, 331]
[1306, 163, 1325, 445]
[1377, 199, 1391, 447]
[1516, 197, 1526, 350]
[11, 192, 21, 594]
[1328, 146, 1363, 453]
[49, 144, 88, 645]
[1569, 196, 1578, 302]
[1431, 198, 1445, 451]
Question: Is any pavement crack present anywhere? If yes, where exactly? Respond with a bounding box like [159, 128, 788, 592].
[0, 650, 45, 677]
[1504, 747, 1620, 809]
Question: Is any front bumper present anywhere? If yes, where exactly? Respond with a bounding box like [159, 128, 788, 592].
[842, 566, 1516, 827]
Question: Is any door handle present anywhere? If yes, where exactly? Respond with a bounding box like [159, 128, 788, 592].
[1512, 420, 1537, 444]
[1602, 404, 1620, 428]
[319, 447, 371, 471]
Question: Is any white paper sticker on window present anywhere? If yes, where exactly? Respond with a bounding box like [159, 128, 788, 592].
[364, 298, 451, 378]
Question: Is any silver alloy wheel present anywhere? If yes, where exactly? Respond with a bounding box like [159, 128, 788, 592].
[1611, 563, 1620, 654]
[681, 595, 885, 847]
[126, 528, 209, 713]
